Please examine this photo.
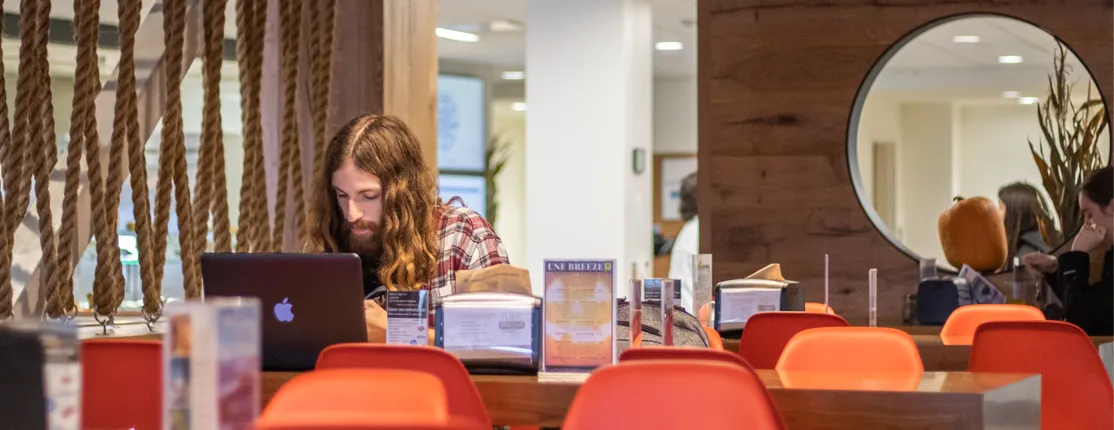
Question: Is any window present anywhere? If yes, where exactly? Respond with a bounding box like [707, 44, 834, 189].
[436, 74, 487, 212]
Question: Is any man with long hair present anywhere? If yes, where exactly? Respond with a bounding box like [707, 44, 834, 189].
[308, 114, 509, 342]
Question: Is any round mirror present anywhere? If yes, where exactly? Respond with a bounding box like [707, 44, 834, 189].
[850, 15, 1110, 272]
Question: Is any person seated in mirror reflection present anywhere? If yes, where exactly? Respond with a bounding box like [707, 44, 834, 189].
[668, 172, 698, 313]
[306, 114, 510, 343]
[1023, 166, 1113, 336]
[998, 182, 1062, 267]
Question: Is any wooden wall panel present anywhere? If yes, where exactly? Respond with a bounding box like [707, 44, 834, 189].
[383, 0, 439, 169]
[698, 0, 1113, 325]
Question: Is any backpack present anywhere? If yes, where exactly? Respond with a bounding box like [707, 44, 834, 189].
[616, 299, 709, 353]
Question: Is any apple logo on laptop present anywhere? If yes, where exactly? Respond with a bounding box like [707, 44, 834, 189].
[274, 298, 294, 322]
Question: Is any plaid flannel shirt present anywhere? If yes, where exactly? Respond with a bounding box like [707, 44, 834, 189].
[429, 205, 510, 304]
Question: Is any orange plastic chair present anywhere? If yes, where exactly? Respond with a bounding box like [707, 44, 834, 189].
[704, 326, 724, 350]
[970, 321, 1113, 430]
[939, 304, 1044, 345]
[620, 346, 752, 369]
[257, 368, 482, 430]
[82, 339, 162, 430]
[737, 312, 849, 369]
[563, 361, 787, 430]
[804, 302, 837, 315]
[316, 344, 491, 428]
[776, 327, 923, 373]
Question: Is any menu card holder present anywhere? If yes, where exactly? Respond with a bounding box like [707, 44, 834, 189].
[165, 298, 261, 430]
[629, 279, 642, 349]
[661, 279, 675, 346]
[435, 291, 541, 374]
[386, 290, 429, 346]
[693, 255, 713, 323]
[713, 279, 787, 335]
[0, 320, 78, 430]
[540, 259, 616, 377]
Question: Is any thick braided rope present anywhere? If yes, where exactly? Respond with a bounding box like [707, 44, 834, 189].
[203, 0, 232, 253]
[57, 0, 103, 316]
[247, 0, 268, 252]
[287, 1, 306, 249]
[103, 0, 142, 314]
[0, 0, 10, 319]
[33, 0, 62, 318]
[271, 0, 300, 252]
[0, 0, 43, 319]
[115, 0, 159, 315]
[235, 0, 259, 252]
[154, 0, 198, 299]
[59, 0, 106, 311]
[309, 0, 334, 184]
[74, 6, 123, 315]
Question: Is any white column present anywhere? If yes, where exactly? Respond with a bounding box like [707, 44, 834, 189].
[524, 0, 653, 296]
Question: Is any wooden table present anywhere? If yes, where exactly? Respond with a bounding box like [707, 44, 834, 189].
[261, 370, 1039, 428]
[724, 335, 1114, 371]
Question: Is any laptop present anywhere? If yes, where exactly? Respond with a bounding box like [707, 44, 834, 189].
[201, 253, 368, 371]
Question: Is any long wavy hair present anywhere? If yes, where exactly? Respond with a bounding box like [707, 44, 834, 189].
[308, 114, 440, 291]
[998, 182, 1062, 261]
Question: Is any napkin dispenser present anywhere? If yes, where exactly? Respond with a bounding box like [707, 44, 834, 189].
[434, 291, 542, 374]
[713, 278, 804, 336]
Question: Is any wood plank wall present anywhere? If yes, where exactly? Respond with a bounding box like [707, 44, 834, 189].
[698, 0, 1113, 325]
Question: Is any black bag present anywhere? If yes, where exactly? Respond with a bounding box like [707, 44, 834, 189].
[616, 299, 709, 352]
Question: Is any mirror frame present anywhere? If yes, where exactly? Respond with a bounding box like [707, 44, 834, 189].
[845, 12, 1113, 273]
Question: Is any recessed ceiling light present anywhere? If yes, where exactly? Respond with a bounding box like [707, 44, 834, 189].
[1019, 97, 1040, 105]
[435, 28, 480, 43]
[952, 35, 980, 43]
[511, 102, 527, 112]
[489, 20, 522, 32]
[501, 71, 525, 80]
[998, 55, 1023, 64]
[1002, 91, 1021, 99]
[655, 41, 683, 51]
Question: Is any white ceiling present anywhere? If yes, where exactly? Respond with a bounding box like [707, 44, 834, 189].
[437, 0, 698, 78]
[871, 16, 1097, 103]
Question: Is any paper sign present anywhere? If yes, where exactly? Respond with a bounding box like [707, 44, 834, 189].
[387, 291, 430, 346]
[717, 288, 781, 331]
[542, 259, 616, 371]
[442, 307, 534, 354]
[643, 278, 682, 302]
[165, 298, 261, 430]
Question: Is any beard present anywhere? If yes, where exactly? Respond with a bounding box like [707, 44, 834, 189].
[340, 219, 383, 259]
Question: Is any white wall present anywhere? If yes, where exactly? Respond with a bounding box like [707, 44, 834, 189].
[524, 0, 653, 296]
[491, 101, 526, 267]
[653, 78, 697, 154]
[899, 103, 955, 265]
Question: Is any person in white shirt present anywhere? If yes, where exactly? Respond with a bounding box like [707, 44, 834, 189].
[668, 172, 699, 313]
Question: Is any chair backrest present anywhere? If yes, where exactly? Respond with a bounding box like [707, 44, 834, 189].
[776, 327, 923, 373]
[940, 304, 1044, 345]
[737, 312, 849, 369]
[704, 326, 724, 350]
[970, 321, 1113, 430]
[257, 368, 471, 430]
[620, 346, 752, 368]
[82, 339, 163, 430]
[316, 344, 491, 428]
[563, 361, 787, 430]
[804, 302, 837, 315]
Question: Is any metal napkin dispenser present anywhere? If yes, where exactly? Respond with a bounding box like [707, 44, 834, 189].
[434, 291, 542, 374]
[714, 278, 804, 334]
